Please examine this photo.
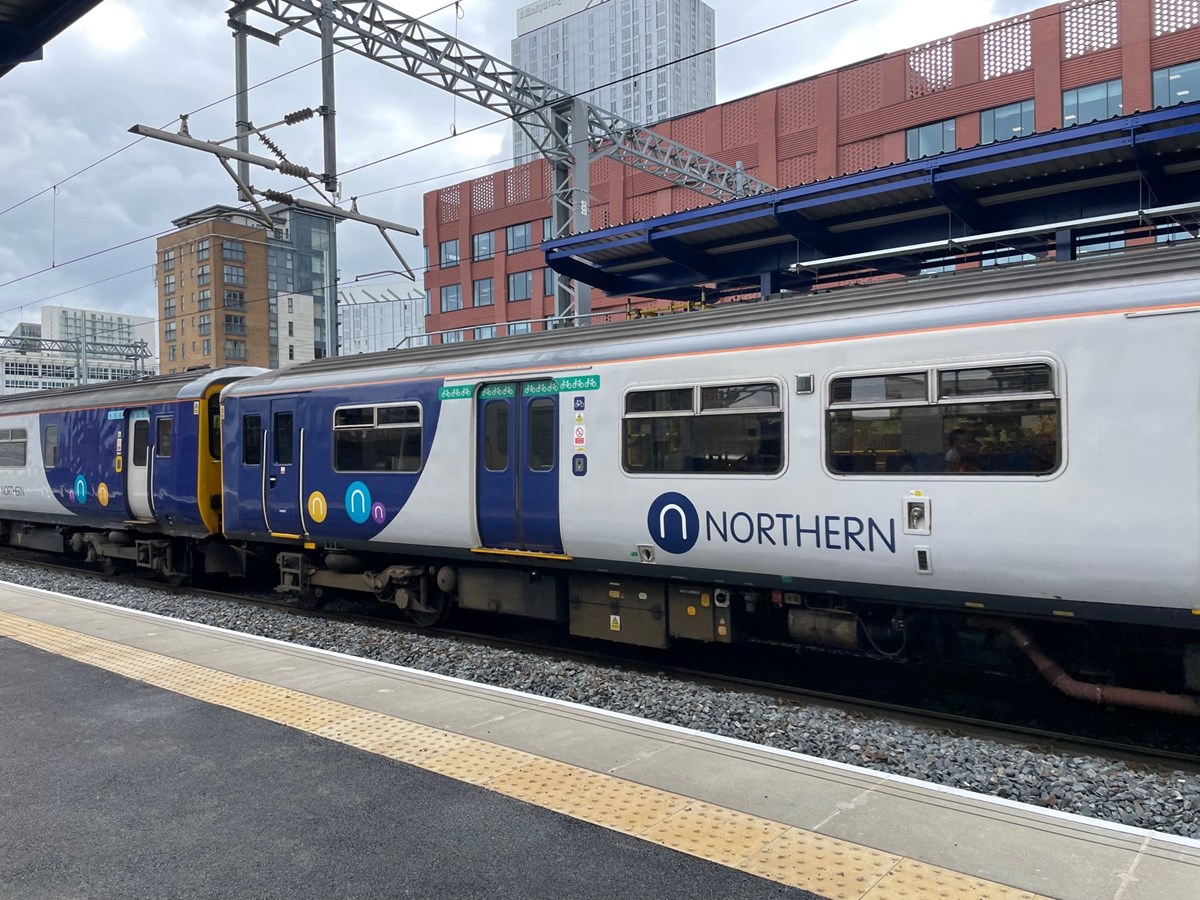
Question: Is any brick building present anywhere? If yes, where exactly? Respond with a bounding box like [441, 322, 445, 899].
[423, 0, 1200, 341]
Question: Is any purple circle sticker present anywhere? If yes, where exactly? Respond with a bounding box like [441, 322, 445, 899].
[371, 502, 387, 524]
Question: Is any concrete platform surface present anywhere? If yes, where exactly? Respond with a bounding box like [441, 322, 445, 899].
[1, 581, 1197, 900]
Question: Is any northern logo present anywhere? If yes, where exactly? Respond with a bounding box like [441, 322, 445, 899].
[647, 491, 699, 554]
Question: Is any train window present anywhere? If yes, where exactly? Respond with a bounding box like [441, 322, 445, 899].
[156, 418, 173, 458]
[527, 398, 555, 472]
[132, 420, 149, 468]
[43, 425, 58, 468]
[273, 412, 294, 466]
[333, 403, 422, 473]
[0, 429, 28, 467]
[483, 401, 509, 471]
[208, 395, 221, 460]
[243, 415, 262, 466]
[623, 382, 783, 475]
[827, 361, 1061, 476]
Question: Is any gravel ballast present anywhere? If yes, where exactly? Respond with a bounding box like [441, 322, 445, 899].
[3, 562, 1197, 840]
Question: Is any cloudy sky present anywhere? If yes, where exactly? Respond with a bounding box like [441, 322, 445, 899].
[0, 0, 1029, 349]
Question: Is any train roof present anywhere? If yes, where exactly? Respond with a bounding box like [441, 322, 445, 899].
[225, 243, 1200, 398]
[0, 366, 266, 414]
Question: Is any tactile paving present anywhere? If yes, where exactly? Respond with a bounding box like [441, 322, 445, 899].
[740, 826, 901, 899]
[641, 801, 791, 867]
[863, 858, 1044, 899]
[0, 609, 1051, 899]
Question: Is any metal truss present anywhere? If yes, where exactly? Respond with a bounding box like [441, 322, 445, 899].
[0, 336, 153, 361]
[227, 0, 775, 202]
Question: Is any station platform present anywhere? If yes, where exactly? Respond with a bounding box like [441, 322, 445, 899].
[0, 582, 1196, 900]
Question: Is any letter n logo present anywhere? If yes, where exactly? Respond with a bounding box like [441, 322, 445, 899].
[647, 492, 699, 554]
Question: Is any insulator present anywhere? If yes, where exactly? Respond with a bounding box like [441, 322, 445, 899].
[261, 189, 295, 205]
[284, 107, 316, 125]
[277, 161, 314, 178]
[256, 132, 287, 160]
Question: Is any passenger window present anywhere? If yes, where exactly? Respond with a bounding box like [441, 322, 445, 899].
[156, 418, 173, 458]
[208, 396, 222, 460]
[483, 401, 509, 472]
[273, 412, 294, 466]
[333, 404, 422, 472]
[243, 415, 262, 466]
[827, 362, 1060, 475]
[132, 420, 149, 467]
[0, 429, 28, 468]
[43, 425, 58, 468]
[622, 382, 783, 475]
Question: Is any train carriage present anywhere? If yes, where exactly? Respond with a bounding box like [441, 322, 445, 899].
[0, 367, 263, 576]
[216, 247, 1200, 705]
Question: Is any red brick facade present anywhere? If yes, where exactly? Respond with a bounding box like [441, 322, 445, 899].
[424, 0, 1200, 339]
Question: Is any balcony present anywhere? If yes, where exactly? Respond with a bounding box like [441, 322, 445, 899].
[224, 323, 248, 336]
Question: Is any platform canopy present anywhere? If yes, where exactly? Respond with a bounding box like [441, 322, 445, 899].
[544, 103, 1200, 302]
[0, 0, 103, 78]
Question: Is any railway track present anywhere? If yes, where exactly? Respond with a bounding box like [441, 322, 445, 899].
[2, 548, 1196, 775]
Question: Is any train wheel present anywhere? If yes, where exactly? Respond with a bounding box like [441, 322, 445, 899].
[97, 557, 126, 577]
[408, 591, 447, 628]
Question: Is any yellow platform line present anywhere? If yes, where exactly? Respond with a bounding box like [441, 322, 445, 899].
[0, 611, 1042, 900]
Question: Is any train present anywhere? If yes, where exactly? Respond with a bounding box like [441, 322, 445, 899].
[1, 245, 1199, 713]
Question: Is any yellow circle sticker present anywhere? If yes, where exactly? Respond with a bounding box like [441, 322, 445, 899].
[97, 483, 110, 507]
[307, 491, 328, 524]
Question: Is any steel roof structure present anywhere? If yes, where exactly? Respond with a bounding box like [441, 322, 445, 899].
[544, 103, 1200, 302]
[0, 0, 102, 78]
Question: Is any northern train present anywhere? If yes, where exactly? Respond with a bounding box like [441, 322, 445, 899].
[1, 247, 1198, 713]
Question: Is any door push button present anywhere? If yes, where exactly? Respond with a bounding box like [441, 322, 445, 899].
[572, 454, 587, 476]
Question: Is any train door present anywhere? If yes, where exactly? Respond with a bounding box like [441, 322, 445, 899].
[127, 409, 152, 521]
[475, 381, 563, 553]
[264, 398, 303, 536]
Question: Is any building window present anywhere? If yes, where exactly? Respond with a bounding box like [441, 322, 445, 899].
[287, 297, 294, 314]
[980, 99, 1034, 144]
[542, 217, 554, 242]
[287, 321, 294, 337]
[333, 404, 422, 473]
[225, 340, 248, 360]
[202, 339, 211, 356]
[225, 315, 247, 335]
[1154, 60, 1200, 108]
[163, 274, 175, 295]
[507, 270, 533, 302]
[164, 300, 176, 321]
[198, 290, 211, 310]
[1063, 79, 1122, 126]
[198, 314, 212, 336]
[197, 265, 210, 287]
[507, 320, 532, 336]
[168, 345, 177, 362]
[506, 222, 532, 253]
[442, 329, 465, 344]
[439, 238, 460, 268]
[162, 249, 175, 272]
[223, 240, 245, 261]
[440, 283, 463, 312]
[223, 264, 246, 286]
[224, 290, 246, 310]
[826, 362, 1060, 476]
[288, 345, 295, 360]
[905, 118, 956, 160]
[475, 325, 497, 340]
[622, 383, 783, 475]
[471, 231, 494, 261]
[197, 239, 210, 261]
[543, 268, 555, 296]
[473, 277, 494, 307]
[164, 322, 177, 342]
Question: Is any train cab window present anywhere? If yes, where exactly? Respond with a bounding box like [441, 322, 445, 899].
[622, 382, 783, 475]
[243, 415, 262, 466]
[483, 401, 509, 471]
[273, 412, 294, 466]
[333, 403, 422, 473]
[155, 418, 173, 458]
[527, 398, 555, 472]
[827, 361, 1061, 475]
[42, 425, 58, 467]
[208, 396, 222, 460]
[0, 429, 28, 467]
